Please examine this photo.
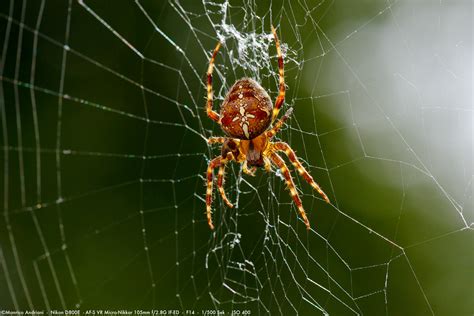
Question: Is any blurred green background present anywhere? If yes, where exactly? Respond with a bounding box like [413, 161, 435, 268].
[0, 0, 472, 315]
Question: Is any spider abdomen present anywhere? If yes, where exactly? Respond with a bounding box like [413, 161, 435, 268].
[219, 78, 272, 140]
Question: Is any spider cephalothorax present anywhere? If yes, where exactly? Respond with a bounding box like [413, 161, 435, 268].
[205, 26, 330, 230]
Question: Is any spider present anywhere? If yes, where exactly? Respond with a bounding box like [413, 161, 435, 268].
[205, 26, 330, 230]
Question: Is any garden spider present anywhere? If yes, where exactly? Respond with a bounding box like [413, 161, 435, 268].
[205, 26, 330, 230]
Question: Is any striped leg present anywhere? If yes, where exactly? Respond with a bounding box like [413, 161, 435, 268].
[265, 107, 293, 139]
[271, 25, 285, 122]
[217, 152, 234, 208]
[270, 152, 311, 230]
[273, 142, 330, 203]
[206, 156, 222, 230]
[243, 161, 256, 176]
[263, 156, 273, 172]
[208, 136, 226, 144]
[207, 42, 222, 123]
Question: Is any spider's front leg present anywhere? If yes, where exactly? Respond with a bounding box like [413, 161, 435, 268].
[242, 161, 257, 176]
[269, 152, 311, 230]
[263, 156, 273, 172]
[273, 142, 330, 203]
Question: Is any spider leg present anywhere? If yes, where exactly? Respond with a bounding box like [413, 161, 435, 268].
[263, 156, 273, 172]
[217, 152, 234, 208]
[207, 41, 222, 123]
[243, 161, 257, 176]
[271, 25, 285, 122]
[206, 156, 223, 230]
[273, 142, 330, 203]
[208, 137, 226, 144]
[269, 152, 311, 230]
[265, 107, 293, 139]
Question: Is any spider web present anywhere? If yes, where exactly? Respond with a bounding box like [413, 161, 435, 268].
[0, 0, 472, 315]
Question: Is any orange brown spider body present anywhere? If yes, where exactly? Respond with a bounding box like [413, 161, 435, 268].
[219, 78, 273, 140]
[205, 26, 330, 230]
